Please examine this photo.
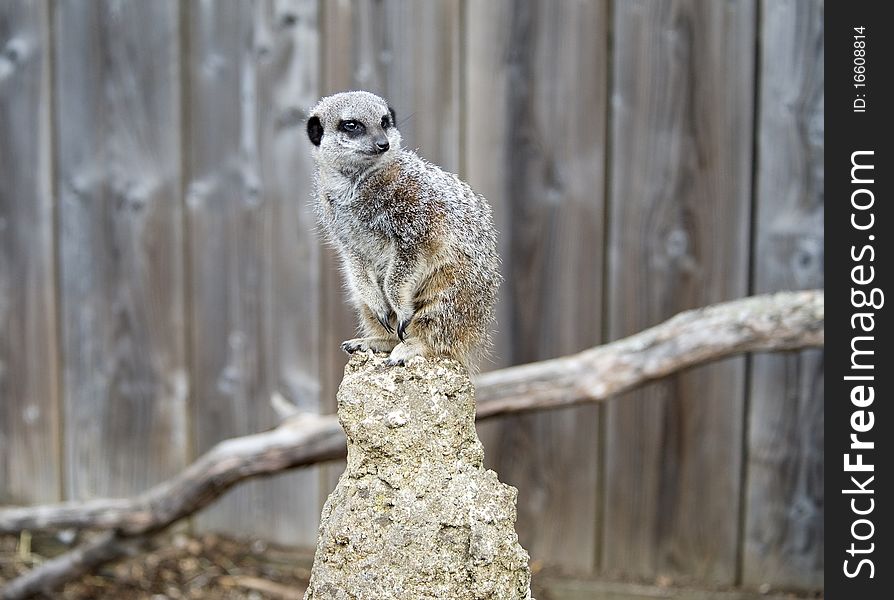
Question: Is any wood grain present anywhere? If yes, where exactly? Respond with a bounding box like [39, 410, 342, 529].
[53, 0, 188, 499]
[742, 0, 824, 590]
[255, 0, 324, 547]
[0, 0, 61, 505]
[185, 0, 322, 546]
[463, 0, 514, 367]
[603, 0, 756, 584]
[465, 0, 609, 573]
[377, 0, 462, 173]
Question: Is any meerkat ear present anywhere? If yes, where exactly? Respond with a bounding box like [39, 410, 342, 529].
[307, 115, 323, 146]
[389, 106, 397, 128]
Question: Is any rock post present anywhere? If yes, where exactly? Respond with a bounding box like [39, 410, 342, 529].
[305, 353, 533, 600]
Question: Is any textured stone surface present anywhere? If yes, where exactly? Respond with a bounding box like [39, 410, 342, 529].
[305, 353, 532, 600]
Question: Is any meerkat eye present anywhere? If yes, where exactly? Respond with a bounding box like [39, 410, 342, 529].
[381, 115, 391, 129]
[339, 120, 364, 134]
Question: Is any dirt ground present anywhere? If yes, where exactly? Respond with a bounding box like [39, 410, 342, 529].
[1, 532, 314, 599]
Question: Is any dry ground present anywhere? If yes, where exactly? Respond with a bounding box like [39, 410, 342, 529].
[1, 532, 312, 599]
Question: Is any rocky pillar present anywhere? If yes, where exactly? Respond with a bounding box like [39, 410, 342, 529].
[305, 353, 533, 600]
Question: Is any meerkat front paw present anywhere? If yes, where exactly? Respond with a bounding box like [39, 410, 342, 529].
[386, 340, 426, 366]
[341, 337, 399, 355]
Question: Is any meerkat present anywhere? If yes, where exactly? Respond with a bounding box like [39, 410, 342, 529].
[306, 90, 500, 368]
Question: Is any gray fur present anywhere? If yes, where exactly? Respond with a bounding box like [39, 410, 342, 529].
[307, 91, 500, 368]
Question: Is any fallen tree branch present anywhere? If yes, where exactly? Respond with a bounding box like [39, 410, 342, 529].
[1, 532, 144, 600]
[1, 414, 346, 536]
[474, 289, 824, 417]
[0, 290, 823, 598]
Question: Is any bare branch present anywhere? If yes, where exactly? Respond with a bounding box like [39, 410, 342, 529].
[1, 532, 144, 600]
[474, 289, 824, 418]
[0, 414, 346, 536]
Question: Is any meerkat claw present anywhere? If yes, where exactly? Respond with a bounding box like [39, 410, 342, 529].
[397, 320, 410, 341]
[385, 357, 405, 367]
[376, 313, 394, 334]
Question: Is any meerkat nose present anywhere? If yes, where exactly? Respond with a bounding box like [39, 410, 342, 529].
[374, 136, 390, 153]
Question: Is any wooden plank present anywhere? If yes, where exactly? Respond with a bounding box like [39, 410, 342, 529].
[537, 576, 820, 600]
[742, 0, 824, 590]
[376, 0, 462, 173]
[465, 0, 609, 573]
[316, 0, 356, 500]
[603, 0, 756, 584]
[185, 0, 262, 539]
[187, 0, 322, 546]
[317, 0, 356, 418]
[318, 0, 463, 495]
[255, 0, 323, 547]
[0, 0, 61, 505]
[53, 0, 187, 499]
[463, 0, 514, 368]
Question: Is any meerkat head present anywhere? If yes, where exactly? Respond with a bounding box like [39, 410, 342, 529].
[306, 91, 401, 177]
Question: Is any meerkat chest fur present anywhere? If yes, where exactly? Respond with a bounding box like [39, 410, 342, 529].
[319, 172, 391, 262]
[318, 160, 428, 274]
[307, 91, 500, 368]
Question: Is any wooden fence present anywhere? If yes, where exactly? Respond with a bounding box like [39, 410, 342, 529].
[0, 0, 823, 594]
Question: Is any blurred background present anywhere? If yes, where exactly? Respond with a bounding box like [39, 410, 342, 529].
[1, 0, 823, 597]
